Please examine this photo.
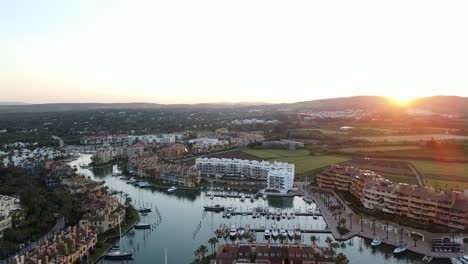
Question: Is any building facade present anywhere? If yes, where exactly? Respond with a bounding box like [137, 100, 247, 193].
[316, 165, 468, 230]
[196, 158, 294, 193]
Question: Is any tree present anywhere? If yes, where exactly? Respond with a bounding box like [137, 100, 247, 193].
[348, 212, 353, 229]
[194, 249, 200, 261]
[325, 236, 333, 249]
[208, 237, 218, 254]
[199, 245, 208, 260]
[336, 253, 349, 264]
[309, 235, 318, 247]
[339, 218, 347, 227]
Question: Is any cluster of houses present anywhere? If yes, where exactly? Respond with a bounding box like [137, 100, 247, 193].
[316, 165, 468, 230]
[0, 143, 66, 170]
[11, 226, 97, 264]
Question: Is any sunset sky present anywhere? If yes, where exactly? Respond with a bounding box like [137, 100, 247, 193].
[1, 0, 468, 104]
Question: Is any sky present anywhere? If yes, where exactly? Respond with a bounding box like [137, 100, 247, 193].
[1, 0, 468, 104]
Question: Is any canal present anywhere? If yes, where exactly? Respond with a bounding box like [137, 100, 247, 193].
[69, 154, 450, 264]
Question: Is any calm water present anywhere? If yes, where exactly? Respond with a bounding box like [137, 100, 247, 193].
[69, 154, 450, 264]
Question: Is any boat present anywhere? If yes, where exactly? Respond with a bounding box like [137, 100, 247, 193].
[264, 229, 271, 240]
[294, 229, 301, 238]
[137, 207, 152, 213]
[167, 186, 177, 193]
[204, 205, 224, 212]
[226, 206, 235, 212]
[393, 245, 407, 254]
[280, 228, 287, 238]
[303, 197, 313, 203]
[137, 181, 152, 188]
[237, 227, 245, 238]
[104, 250, 133, 260]
[262, 194, 267, 200]
[104, 215, 133, 260]
[450, 256, 468, 264]
[250, 196, 255, 202]
[422, 255, 433, 262]
[226, 212, 231, 218]
[240, 194, 245, 202]
[209, 194, 214, 200]
[271, 229, 279, 240]
[371, 238, 382, 247]
[134, 223, 151, 229]
[287, 230, 295, 240]
[112, 172, 122, 177]
[126, 177, 137, 184]
[229, 226, 237, 238]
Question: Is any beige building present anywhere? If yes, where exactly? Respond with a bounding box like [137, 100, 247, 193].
[316, 165, 468, 230]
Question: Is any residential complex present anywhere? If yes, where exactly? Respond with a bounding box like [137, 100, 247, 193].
[142, 163, 201, 187]
[80, 134, 128, 145]
[12, 226, 97, 264]
[79, 195, 125, 234]
[196, 158, 294, 193]
[92, 148, 114, 164]
[316, 165, 468, 230]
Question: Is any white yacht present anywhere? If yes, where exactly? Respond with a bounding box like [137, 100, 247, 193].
[371, 238, 382, 247]
[287, 230, 295, 240]
[271, 228, 279, 240]
[167, 186, 177, 193]
[229, 226, 237, 238]
[264, 229, 271, 240]
[240, 194, 245, 202]
[393, 245, 407, 254]
[280, 228, 287, 238]
[237, 227, 245, 238]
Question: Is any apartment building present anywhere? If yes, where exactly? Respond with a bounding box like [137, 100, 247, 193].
[196, 158, 294, 193]
[92, 148, 113, 164]
[79, 195, 125, 234]
[80, 135, 128, 145]
[128, 134, 176, 145]
[0, 195, 21, 238]
[316, 165, 468, 230]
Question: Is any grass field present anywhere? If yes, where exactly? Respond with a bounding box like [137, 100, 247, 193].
[380, 174, 420, 185]
[339, 146, 421, 152]
[354, 134, 468, 142]
[241, 149, 350, 175]
[410, 160, 468, 178]
[424, 179, 468, 191]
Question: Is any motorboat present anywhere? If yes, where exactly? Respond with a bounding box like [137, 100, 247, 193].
[371, 238, 382, 247]
[422, 255, 433, 263]
[280, 228, 287, 238]
[137, 181, 152, 188]
[263, 194, 267, 200]
[294, 229, 301, 238]
[226, 212, 231, 218]
[134, 223, 151, 229]
[237, 227, 245, 238]
[287, 230, 295, 240]
[209, 194, 214, 200]
[264, 229, 271, 240]
[240, 194, 245, 202]
[167, 186, 177, 193]
[112, 172, 122, 177]
[126, 177, 137, 184]
[104, 250, 133, 260]
[450, 256, 468, 264]
[271, 229, 279, 240]
[303, 197, 313, 203]
[138, 207, 152, 213]
[229, 226, 237, 238]
[251, 196, 255, 202]
[393, 245, 407, 254]
[226, 206, 235, 212]
[204, 205, 224, 212]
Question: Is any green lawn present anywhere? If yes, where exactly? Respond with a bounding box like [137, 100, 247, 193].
[410, 160, 468, 178]
[241, 149, 310, 159]
[241, 149, 349, 175]
[354, 134, 468, 142]
[339, 146, 421, 152]
[380, 174, 419, 185]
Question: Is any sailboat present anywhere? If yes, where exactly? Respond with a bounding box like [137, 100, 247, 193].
[104, 215, 133, 260]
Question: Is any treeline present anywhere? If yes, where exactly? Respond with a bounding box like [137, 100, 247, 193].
[0, 166, 82, 258]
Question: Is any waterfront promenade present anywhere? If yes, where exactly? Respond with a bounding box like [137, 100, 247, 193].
[298, 183, 467, 259]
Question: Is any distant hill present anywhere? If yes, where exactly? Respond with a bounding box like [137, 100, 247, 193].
[0, 102, 29, 106]
[0, 96, 466, 114]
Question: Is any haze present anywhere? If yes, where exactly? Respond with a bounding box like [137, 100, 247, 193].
[1, 0, 468, 104]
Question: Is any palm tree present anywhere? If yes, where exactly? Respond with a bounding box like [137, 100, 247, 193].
[208, 237, 218, 254]
[309, 235, 318, 247]
[325, 236, 333, 249]
[199, 245, 208, 260]
[339, 217, 347, 227]
[194, 249, 200, 262]
[335, 253, 349, 264]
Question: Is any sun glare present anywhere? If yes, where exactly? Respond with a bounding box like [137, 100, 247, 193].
[388, 95, 414, 105]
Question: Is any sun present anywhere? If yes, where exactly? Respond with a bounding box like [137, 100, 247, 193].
[388, 95, 414, 105]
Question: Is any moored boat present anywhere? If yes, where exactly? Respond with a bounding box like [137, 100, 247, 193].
[204, 204, 224, 212]
[371, 238, 382, 247]
[264, 229, 271, 240]
[167, 186, 177, 193]
[104, 250, 133, 260]
[134, 223, 151, 229]
[393, 245, 407, 254]
[229, 226, 237, 238]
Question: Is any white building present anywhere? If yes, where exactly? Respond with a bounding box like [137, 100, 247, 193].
[128, 134, 176, 145]
[196, 158, 294, 193]
[0, 195, 21, 238]
[188, 137, 221, 145]
[266, 169, 294, 194]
